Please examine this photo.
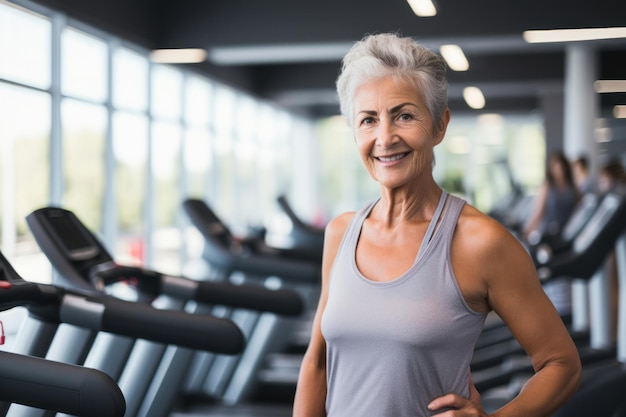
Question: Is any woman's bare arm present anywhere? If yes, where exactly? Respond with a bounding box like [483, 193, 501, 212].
[433, 207, 582, 416]
[292, 213, 352, 417]
[485, 223, 581, 416]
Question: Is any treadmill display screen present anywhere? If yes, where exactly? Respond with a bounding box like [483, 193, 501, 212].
[47, 213, 93, 251]
[43, 210, 99, 260]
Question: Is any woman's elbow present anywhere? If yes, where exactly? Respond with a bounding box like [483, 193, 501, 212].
[559, 349, 583, 399]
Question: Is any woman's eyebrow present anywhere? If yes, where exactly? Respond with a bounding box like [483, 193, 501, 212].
[356, 109, 377, 117]
[390, 102, 417, 113]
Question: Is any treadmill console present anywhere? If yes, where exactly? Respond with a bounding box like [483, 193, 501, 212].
[39, 208, 100, 261]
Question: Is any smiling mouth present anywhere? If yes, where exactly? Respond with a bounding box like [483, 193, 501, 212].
[376, 152, 410, 163]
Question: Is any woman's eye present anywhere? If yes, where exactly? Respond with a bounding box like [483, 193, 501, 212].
[398, 113, 413, 121]
[361, 117, 375, 125]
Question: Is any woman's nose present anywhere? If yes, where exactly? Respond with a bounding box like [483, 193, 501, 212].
[376, 119, 398, 147]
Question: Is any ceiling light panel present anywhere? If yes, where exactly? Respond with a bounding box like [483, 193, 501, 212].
[406, 0, 437, 17]
[614, 105, 626, 119]
[523, 27, 626, 43]
[208, 43, 352, 65]
[594, 80, 626, 93]
[463, 86, 486, 109]
[150, 48, 207, 64]
[440, 44, 469, 71]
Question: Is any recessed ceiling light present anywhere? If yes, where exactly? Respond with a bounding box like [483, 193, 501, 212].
[150, 48, 207, 64]
[406, 0, 437, 17]
[614, 105, 626, 119]
[463, 86, 485, 109]
[523, 27, 626, 43]
[440, 44, 469, 71]
[594, 80, 626, 93]
[208, 43, 352, 65]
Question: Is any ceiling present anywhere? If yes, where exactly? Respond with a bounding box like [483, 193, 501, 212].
[27, 0, 626, 119]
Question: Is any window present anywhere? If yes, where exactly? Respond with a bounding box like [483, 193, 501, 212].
[113, 47, 148, 112]
[151, 120, 182, 274]
[0, 1, 50, 89]
[112, 46, 149, 265]
[61, 99, 107, 230]
[0, 83, 51, 282]
[112, 111, 148, 265]
[61, 27, 108, 103]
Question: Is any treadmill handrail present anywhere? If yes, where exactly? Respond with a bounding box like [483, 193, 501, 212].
[90, 262, 305, 316]
[27, 205, 310, 311]
[0, 350, 125, 417]
[0, 252, 245, 354]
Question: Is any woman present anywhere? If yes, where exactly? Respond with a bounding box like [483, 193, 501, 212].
[571, 155, 594, 195]
[523, 150, 579, 243]
[523, 151, 579, 316]
[292, 33, 581, 416]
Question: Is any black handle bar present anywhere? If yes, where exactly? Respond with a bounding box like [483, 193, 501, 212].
[0, 253, 245, 354]
[0, 350, 125, 417]
[92, 262, 304, 316]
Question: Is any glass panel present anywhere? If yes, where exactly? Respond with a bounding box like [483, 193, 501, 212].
[257, 104, 282, 234]
[185, 75, 213, 126]
[61, 98, 107, 230]
[234, 96, 259, 229]
[185, 128, 211, 198]
[0, 2, 50, 89]
[112, 111, 148, 265]
[151, 64, 182, 120]
[113, 47, 148, 112]
[211, 86, 237, 225]
[0, 82, 51, 283]
[152, 120, 182, 274]
[61, 27, 108, 102]
[317, 115, 366, 216]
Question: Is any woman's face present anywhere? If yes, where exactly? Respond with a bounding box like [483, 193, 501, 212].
[352, 76, 449, 190]
[549, 157, 567, 184]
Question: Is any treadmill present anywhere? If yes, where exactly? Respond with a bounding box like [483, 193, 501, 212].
[275, 194, 325, 255]
[0, 250, 243, 417]
[0, 253, 125, 417]
[0, 350, 124, 417]
[552, 191, 626, 416]
[182, 198, 322, 403]
[25, 206, 304, 417]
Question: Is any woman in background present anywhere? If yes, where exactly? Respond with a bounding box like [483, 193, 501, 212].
[523, 150, 579, 243]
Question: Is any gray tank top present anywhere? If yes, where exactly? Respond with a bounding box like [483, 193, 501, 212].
[321, 191, 487, 416]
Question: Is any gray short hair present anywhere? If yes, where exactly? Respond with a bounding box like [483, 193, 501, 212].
[336, 33, 449, 132]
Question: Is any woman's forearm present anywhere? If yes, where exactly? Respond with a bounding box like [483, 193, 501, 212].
[293, 360, 327, 417]
[492, 357, 582, 417]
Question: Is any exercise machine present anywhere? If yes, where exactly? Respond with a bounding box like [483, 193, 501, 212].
[183, 198, 322, 403]
[26, 206, 304, 416]
[275, 194, 324, 255]
[0, 249, 243, 417]
[0, 254, 125, 417]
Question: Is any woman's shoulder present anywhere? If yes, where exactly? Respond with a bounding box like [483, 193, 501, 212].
[325, 211, 356, 241]
[325, 199, 377, 238]
[455, 202, 520, 252]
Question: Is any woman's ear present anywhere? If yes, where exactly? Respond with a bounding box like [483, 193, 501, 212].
[434, 108, 451, 146]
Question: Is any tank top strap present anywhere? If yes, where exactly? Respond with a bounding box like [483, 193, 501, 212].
[438, 193, 466, 241]
[422, 190, 448, 244]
